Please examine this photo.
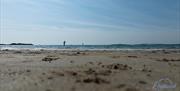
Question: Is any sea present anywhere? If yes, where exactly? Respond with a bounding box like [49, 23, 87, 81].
[0, 44, 180, 50]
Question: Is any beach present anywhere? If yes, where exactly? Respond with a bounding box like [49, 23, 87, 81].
[0, 49, 179, 91]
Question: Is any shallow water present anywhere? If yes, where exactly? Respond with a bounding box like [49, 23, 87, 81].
[0, 44, 180, 50]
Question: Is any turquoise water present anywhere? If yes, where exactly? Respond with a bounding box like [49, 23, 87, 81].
[0, 44, 180, 50]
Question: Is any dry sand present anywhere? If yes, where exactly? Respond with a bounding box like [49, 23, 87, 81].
[0, 49, 180, 91]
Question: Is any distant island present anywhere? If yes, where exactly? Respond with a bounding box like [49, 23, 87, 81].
[0, 43, 33, 45]
[10, 43, 33, 45]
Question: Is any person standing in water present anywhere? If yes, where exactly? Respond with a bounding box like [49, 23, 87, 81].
[63, 41, 66, 46]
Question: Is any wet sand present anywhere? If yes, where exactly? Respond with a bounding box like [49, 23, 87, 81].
[0, 49, 180, 91]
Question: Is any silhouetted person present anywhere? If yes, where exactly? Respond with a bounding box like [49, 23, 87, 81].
[63, 41, 66, 46]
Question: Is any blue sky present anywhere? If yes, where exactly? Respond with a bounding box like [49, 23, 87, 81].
[0, 0, 180, 45]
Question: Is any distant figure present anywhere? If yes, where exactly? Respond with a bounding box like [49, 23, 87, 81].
[63, 41, 66, 46]
[82, 43, 84, 46]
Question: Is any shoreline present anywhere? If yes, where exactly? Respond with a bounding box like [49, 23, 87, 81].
[0, 47, 180, 51]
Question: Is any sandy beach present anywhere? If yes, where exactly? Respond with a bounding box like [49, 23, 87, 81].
[0, 49, 179, 91]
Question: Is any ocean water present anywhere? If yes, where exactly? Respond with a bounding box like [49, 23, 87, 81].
[0, 44, 180, 50]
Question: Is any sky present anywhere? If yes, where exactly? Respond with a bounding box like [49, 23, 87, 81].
[0, 0, 180, 45]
